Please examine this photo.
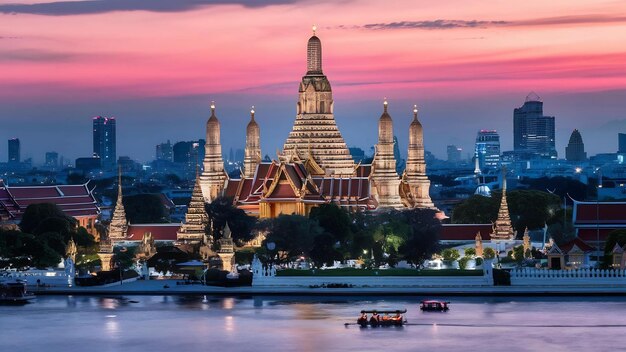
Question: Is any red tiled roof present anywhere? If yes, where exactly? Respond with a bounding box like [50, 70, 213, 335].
[126, 224, 180, 241]
[560, 237, 595, 252]
[0, 183, 99, 220]
[577, 228, 615, 242]
[574, 201, 626, 224]
[440, 224, 492, 241]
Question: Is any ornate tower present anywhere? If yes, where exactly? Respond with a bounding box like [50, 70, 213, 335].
[177, 170, 209, 245]
[475, 232, 484, 258]
[403, 105, 435, 209]
[218, 222, 236, 273]
[282, 26, 355, 175]
[491, 167, 514, 240]
[200, 102, 228, 201]
[371, 100, 404, 209]
[243, 106, 261, 179]
[65, 237, 77, 263]
[108, 169, 128, 241]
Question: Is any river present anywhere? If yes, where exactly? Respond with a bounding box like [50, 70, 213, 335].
[1, 295, 625, 352]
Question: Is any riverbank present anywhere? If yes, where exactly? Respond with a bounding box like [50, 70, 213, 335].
[30, 279, 626, 296]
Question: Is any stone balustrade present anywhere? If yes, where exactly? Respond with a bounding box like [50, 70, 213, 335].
[510, 268, 626, 286]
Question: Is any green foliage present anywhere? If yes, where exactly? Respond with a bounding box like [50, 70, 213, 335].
[603, 229, 626, 267]
[475, 257, 484, 266]
[441, 248, 460, 262]
[521, 177, 588, 200]
[452, 190, 561, 236]
[113, 246, 136, 270]
[458, 256, 471, 270]
[464, 247, 476, 257]
[20, 203, 76, 234]
[398, 208, 441, 266]
[309, 203, 353, 245]
[205, 196, 256, 245]
[123, 193, 170, 223]
[263, 214, 323, 263]
[483, 247, 496, 259]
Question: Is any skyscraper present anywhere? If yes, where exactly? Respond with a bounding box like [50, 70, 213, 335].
[618, 133, 626, 154]
[8, 138, 20, 163]
[45, 151, 59, 169]
[447, 145, 462, 163]
[565, 129, 586, 162]
[513, 92, 557, 159]
[475, 130, 500, 170]
[92, 116, 116, 170]
[156, 140, 173, 161]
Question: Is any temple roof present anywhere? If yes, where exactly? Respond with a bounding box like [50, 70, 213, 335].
[126, 224, 181, 241]
[0, 182, 99, 220]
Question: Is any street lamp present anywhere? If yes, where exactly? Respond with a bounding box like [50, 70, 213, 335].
[596, 185, 602, 264]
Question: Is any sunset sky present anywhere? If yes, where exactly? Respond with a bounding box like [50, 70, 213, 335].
[1, 0, 626, 163]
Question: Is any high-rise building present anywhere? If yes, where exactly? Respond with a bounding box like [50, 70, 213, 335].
[618, 133, 626, 154]
[45, 152, 58, 169]
[156, 140, 173, 161]
[565, 129, 586, 162]
[447, 145, 462, 163]
[92, 116, 116, 170]
[8, 138, 20, 163]
[475, 130, 500, 170]
[173, 140, 205, 166]
[513, 93, 556, 159]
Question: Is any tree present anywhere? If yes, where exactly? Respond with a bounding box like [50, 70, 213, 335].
[309, 232, 342, 268]
[441, 248, 460, 262]
[398, 208, 441, 267]
[483, 247, 496, 259]
[20, 203, 76, 234]
[205, 196, 255, 245]
[123, 193, 170, 223]
[458, 256, 471, 270]
[309, 203, 353, 246]
[603, 229, 626, 267]
[464, 247, 476, 257]
[263, 214, 323, 262]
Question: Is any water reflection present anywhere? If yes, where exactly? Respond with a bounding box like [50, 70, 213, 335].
[2, 295, 626, 352]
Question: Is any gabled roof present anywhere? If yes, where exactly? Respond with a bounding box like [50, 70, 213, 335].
[560, 237, 595, 253]
[127, 223, 181, 241]
[573, 200, 626, 225]
[0, 182, 100, 220]
[440, 224, 492, 241]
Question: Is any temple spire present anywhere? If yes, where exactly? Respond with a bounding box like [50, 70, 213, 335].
[404, 104, 435, 209]
[200, 100, 227, 201]
[243, 105, 261, 179]
[491, 166, 514, 240]
[177, 169, 210, 245]
[108, 167, 128, 241]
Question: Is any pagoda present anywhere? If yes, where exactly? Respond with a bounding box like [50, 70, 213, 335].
[490, 167, 514, 240]
[282, 25, 355, 176]
[370, 100, 404, 209]
[200, 102, 228, 201]
[177, 170, 209, 245]
[217, 223, 235, 273]
[108, 169, 128, 241]
[402, 105, 435, 209]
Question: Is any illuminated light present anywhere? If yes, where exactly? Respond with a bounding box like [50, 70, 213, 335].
[210, 101, 216, 110]
[383, 97, 388, 106]
[251, 105, 255, 115]
[575, 167, 582, 173]
[312, 24, 317, 35]
[413, 104, 418, 114]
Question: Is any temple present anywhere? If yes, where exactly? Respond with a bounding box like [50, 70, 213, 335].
[108, 169, 128, 241]
[177, 170, 210, 245]
[196, 28, 437, 218]
[490, 167, 515, 240]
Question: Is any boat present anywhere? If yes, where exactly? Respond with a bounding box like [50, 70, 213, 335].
[0, 279, 36, 304]
[356, 309, 407, 327]
[420, 300, 449, 311]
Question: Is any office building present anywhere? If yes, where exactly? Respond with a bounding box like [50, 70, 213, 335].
[447, 145, 462, 163]
[475, 130, 500, 170]
[8, 138, 20, 163]
[565, 129, 586, 162]
[92, 116, 116, 170]
[513, 92, 557, 159]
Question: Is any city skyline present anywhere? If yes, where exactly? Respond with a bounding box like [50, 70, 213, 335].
[1, 0, 626, 163]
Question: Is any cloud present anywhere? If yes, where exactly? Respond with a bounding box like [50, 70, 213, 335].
[358, 14, 626, 31]
[0, 49, 78, 62]
[361, 20, 508, 30]
[0, 0, 297, 16]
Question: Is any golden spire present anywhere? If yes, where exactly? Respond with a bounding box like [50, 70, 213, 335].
[250, 105, 255, 120]
[312, 24, 317, 35]
[210, 100, 216, 115]
[413, 104, 418, 120]
[383, 97, 388, 112]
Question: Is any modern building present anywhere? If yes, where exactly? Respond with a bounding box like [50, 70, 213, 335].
[75, 156, 101, 172]
[513, 93, 557, 159]
[565, 129, 586, 162]
[618, 133, 626, 154]
[173, 140, 205, 168]
[156, 140, 173, 162]
[200, 28, 436, 216]
[475, 130, 500, 170]
[447, 145, 462, 163]
[92, 116, 116, 170]
[8, 138, 20, 164]
[45, 152, 59, 169]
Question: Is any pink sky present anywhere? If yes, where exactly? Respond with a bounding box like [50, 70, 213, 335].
[1, 0, 626, 162]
